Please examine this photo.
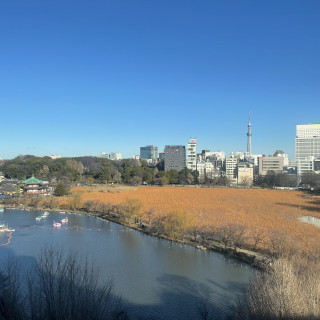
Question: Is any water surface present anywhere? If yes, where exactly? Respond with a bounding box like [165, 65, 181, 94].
[0, 208, 252, 319]
[299, 215, 320, 227]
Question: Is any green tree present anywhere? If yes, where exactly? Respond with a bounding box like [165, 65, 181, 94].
[5, 164, 22, 179]
[143, 172, 153, 184]
[54, 183, 67, 196]
[166, 170, 179, 184]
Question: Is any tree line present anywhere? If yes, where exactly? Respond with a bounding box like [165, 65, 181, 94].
[0, 155, 228, 188]
[1, 155, 319, 191]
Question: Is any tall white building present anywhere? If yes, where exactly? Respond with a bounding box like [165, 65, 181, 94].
[226, 154, 238, 182]
[297, 156, 315, 176]
[295, 124, 320, 161]
[186, 138, 197, 170]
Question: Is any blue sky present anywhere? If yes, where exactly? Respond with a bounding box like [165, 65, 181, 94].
[1, 0, 319, 159]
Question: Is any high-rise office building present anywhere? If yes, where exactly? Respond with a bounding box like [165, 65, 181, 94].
[295, 124, 320, 160]
[140, 145, 158, 160]
[164, 145, 186, 172]
[186, 138, 197, 170]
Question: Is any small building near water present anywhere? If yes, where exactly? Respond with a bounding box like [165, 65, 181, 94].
[22, 176, 51, 195]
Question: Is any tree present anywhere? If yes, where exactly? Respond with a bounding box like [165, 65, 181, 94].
[67, 192, 83, 211]
[233, 258, 320, 320]
[131, 176, 142, 185]
[54, 183, 67, 196]
[27, 247, 127, 320]
[216, 223, 247, 252]
[166, 170, 179, 184]
[178, 168, 194, 185]
[113, 170, 122, 184]
[301, 172, 320, 188]
[159, 176, 169, 186]
[192, 170, 199, 184]
[120, 199, 143, 224]
[4, 164, 21, 179]
[143, 172, 153, 184]
[39, 165, 50, 179]
[164, 210, 197, 240]
[216, 176, 230, 186]
[0, 257, 24, 320]
[140, 159, 148, 167]
[42, 196, 58, 209]
[97, 166, 112, 183]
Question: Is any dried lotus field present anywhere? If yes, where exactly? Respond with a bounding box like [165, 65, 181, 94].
[63, 186, 320, 256]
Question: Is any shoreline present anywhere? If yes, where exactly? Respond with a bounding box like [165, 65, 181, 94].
[1, 203, 271, 269]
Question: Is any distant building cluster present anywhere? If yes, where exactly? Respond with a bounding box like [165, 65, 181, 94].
[101, 152, 122, 160]
[99, 119, 320, 186]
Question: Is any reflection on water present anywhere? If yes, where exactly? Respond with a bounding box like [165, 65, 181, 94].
[0, 208, 252, 319]
[299, 216, 320, 227]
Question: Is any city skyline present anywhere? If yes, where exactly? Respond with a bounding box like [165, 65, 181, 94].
[1, 1, 320, 159]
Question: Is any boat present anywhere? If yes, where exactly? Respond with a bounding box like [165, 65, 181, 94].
[0, 222, 15, 232]
[53, 221, 61, 228]
[0, 208, 4, 212]
[40, 212, 49, 219]
[36, 216, 43, 221]
[59, 211, 65, 214]
[61, 217, 68, 224]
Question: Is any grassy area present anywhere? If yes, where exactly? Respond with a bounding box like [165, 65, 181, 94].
[5, 185, 319, 258]
[78, 185, 137, 193]
[64, 186, 320, 256]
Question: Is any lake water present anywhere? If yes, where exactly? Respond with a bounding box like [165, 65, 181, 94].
[0, 208, 252, 319]
[299, 215, 320, 227]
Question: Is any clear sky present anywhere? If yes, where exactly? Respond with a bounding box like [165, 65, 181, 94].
[1, 0, 319, 159]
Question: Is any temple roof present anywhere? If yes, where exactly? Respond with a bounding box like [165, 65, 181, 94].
[22, 176, 43, 184]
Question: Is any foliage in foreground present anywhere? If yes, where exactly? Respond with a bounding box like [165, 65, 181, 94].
[0, 248, 128, 320]
[232, 257, 320, 320]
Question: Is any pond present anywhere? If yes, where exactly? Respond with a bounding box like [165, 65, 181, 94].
[299, 215, 320, 227]
[0, 208, 252, 319]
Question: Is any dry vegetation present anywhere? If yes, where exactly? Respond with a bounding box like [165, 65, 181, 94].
[82, 185, 137, 193]
[57, 186, 320, 256]
[6, 185, 320, 258]
[233, 257, 320, 320]
[3, 186, 320, 319]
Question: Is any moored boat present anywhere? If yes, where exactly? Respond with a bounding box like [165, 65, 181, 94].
[0, 222, 15, 232]
[61, 217, 68, 224]
[53, 221, 61, 228]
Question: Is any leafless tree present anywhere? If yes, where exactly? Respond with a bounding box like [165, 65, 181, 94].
[233, 258, 320, 320]
[0, 257, 23, 320]
[27, 247, 127, 320]
[248, 230, 265, 252]
[216, 224, 247, 252]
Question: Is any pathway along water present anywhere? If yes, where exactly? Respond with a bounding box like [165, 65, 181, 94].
[0, 208, 252, 319]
